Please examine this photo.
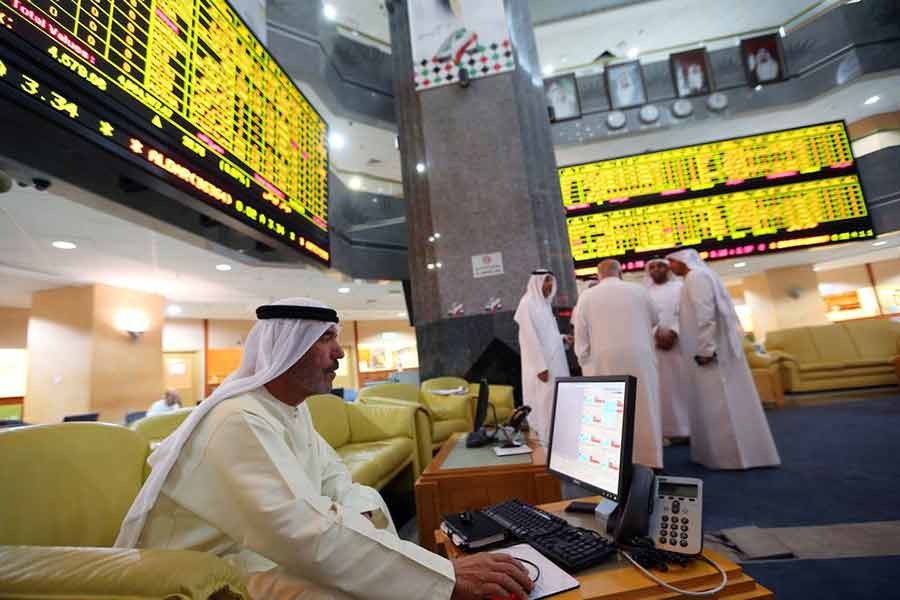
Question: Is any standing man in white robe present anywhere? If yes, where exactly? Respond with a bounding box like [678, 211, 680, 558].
[115, 298, 532, 600]
[514, 269, 571, 445]
[572, 260, 664, 470]
[667, 250, 781, 470]
[644, 259, 692, 441]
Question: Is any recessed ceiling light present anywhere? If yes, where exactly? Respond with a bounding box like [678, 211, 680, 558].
[433, 232, 441, 239]
[215, 264, 232, 271]
[873, 240, 887, 247]
[416, 162, 426, 174]
[328, 131, 345, 149]
[51, 240, 77, 250]
[166, 305, 183, 316]
[323, 3, 337, 21]
[542, 64, 554, 76]
[337, 287, 350, 294]
[864, 95, 880, 105]
[349, 177, 362, 190]
[734, 262, 747, 268]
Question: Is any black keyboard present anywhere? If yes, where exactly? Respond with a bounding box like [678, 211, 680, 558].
[481, 499, 616, 572]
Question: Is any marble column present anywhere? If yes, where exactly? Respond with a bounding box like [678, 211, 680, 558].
[388, 0, 575, 381]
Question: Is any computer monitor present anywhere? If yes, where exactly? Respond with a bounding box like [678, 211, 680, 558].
[472, 379, 490, 431]
[547, 376, 636, 503]
[62, 412, 100, 422]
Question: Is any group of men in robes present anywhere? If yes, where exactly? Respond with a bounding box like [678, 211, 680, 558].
[517, 250, 780, 472]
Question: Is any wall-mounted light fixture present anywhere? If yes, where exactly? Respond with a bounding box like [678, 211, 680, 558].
[115, 309, 150, 341]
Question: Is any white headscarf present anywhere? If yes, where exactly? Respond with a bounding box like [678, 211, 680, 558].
[666, 249, 743, 357]
[514, 270, 559, 348]
[643, 258, 669, 287]
[115, 297, 338, 548]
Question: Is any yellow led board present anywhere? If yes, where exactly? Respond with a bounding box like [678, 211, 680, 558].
[559, 122, 853, 209]
[0, 0, 329, 263]
[560, 121, 874, 272]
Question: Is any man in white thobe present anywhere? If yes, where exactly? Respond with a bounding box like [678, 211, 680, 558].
[644, 259, 692, 441]
[667, 250, 781, 470]
[572, 260, 664, 469]
[115, 298, 532, 600]
[147, 389, 183, 415]
[514, 269, 571, 445]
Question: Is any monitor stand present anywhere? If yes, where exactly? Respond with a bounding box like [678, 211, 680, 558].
[465, 428, 494, 448]
[594, 498, 618, 533]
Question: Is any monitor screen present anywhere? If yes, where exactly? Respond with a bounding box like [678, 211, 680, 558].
[0, 0, 330, 264]
[559, 121, 874, 274]
[547, 376, 635, 502]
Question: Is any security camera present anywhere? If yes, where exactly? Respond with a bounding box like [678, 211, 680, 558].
[458, 67, 470, 88]
[0, 170, 11, 194]
[32, 177, 51, 191]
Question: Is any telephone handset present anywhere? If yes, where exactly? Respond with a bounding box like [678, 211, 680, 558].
[506, 406, 531, 432]
[609, 465, 703, 555]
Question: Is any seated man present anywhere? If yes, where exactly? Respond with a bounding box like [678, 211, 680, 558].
[147, 389, 183, 415]
[116, 298, 531, 600]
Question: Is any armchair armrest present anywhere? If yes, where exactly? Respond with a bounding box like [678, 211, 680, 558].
[765, 350, 795, 363]
[346, 403, 417, 443]
[422, 392, 471, 422]
[355, 396, 433, 475]
[745, 350, 778, 369]
[0, 545, 248, 599]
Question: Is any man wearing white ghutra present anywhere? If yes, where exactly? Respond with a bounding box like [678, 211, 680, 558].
[115, 298, 532, 600]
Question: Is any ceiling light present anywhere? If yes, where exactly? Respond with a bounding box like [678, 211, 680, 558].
[864, 95, 880, 105]
[416, 162, 426, 174]
[396, 312, 406, 317]
[542, 64, 554, 76]
[166, 305, 183, 317]
[435, 262, 443, 269]
[349, 177, 362, 190]
[779, 26, 786, 37]
[754, 84, 763, 92]
[813, 266, 822, 272]
[428, 236, 435, 243]
[215, 264, 232, 271]
[873, 240, 887, 247]
[560, 55, 568, 64]
[322, 3, 337, 20]
[627, 47, 639, 59]
[52, 240, 77, 250]
[337, 287, 350, 294]
[328, 131, 345, 149]
[734, 262, 747, 268]
[433, 232, 441, 239]
[426, 263, 435, 270]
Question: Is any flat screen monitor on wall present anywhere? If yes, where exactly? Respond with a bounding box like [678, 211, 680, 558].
[558, 121, 873, 275]
[0, 0, 330, 264]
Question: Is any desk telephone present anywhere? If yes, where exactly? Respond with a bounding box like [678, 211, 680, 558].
[609, 465, 704, 556]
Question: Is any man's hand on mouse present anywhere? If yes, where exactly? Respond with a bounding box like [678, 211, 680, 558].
[450, 552, 533, 600]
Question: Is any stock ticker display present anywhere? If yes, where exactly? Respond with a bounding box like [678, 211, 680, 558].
[0, 0, 330, 263]
[559, 122, 874, 274]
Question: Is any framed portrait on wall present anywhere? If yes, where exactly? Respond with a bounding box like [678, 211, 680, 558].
[740, 33, 785, 86]
[670, 49, 714, 97]
[605, 61, 647, 109]
[544, 74, 582, 122]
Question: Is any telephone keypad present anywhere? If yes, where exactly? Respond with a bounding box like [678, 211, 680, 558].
[651, 479, 702, 555]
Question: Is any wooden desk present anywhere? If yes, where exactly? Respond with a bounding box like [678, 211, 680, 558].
[415, 432, 562, 552]
[436, 497, 773, 600]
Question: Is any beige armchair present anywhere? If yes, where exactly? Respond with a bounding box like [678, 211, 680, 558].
[0, 422, 248, 599]
[420, 376, 477, 442]
[743, 339, 785, 408]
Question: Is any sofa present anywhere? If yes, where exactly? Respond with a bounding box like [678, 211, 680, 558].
[130, 398, 420, 489]
[764, 320, 900, 393]
[305, 393, 422, 485]
[743, 339, 785, 407]
[359, 380, 471, 460]
[356, 383, 435, 476]
[0, 422, 248, 599]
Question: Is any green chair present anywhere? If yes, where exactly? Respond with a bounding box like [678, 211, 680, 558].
[130, 407, 193, 448]
[0, 422, 248, 599]
[420, 376, 477, 444]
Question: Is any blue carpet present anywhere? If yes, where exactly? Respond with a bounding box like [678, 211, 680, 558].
[743, 555, 900, 600]
[662, 396, 900, 531]
[662, 396, 900, 600]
